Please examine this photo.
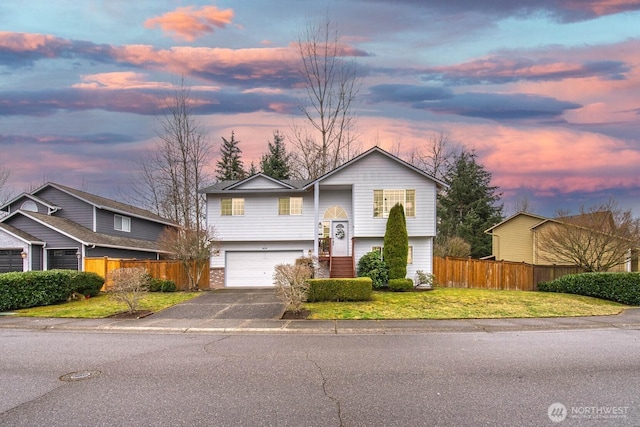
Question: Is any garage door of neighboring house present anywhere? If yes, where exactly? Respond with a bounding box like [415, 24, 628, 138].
[226, 251, 302, 287]
[48, 249, 80, 270]
[0, 249, 23, 273]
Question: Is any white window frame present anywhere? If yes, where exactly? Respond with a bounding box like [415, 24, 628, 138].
[221, 198, 245, 216]
[372, 245, 413, 264]
[373, 189, 415, 218]
[279, 197, 303, 215]
[114, 214, 131, 232]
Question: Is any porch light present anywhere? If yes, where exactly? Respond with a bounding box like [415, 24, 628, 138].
[20, 251, 27, 259]
[76, 250, 81, 259]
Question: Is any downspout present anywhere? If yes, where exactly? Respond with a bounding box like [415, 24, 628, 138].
[313, 182, 319, 257]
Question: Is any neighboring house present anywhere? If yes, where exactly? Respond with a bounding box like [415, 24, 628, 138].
[201, 147, 447, 288]
[0, 182, 177, 273]
[485, 211, 638, 271]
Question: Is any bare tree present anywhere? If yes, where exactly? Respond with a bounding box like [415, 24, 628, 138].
[507, 194, 536, 216]
[157, 226, 220, 291]
[409, 132, 456, 181]
[291, 18, 361, 179]
[109, 267, 150, 314]
[538, 199, 640, 272]
[130, 77, 213, 230]
[0, 165, 11, 205]
[128, 78, 217, 286]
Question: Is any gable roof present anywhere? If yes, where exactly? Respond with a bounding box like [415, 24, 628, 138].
[0, 222, 44, 245]
[0, 192, 60, 213]
[304, 146, 448, 189]
[3, 211, 165, 253]
[484, 211, 548, 233]
[200, 146, 446, 194]
[201, 174, 311, 194]
[33, 182, 177, 226]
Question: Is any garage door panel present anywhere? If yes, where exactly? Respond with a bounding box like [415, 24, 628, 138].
[226, 251, 302, 287]
[0, 249, 23, 273]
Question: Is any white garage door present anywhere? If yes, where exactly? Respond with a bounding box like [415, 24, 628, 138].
[226, 251, 303, 287]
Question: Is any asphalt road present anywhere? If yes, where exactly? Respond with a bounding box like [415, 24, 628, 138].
[1, 328, 639, 426]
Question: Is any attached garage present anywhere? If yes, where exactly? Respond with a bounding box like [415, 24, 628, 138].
[0, 249, 23, 273]
[226, 250, 303, 287]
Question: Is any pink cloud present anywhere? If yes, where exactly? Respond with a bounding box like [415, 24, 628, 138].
[144, 6, 234, 41]
[563, 0, 640, 16]
[448, 124, 640, 195]
[72, 72, 174, 90]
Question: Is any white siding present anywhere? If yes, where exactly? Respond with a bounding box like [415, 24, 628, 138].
[208, 192, 316, 241]
[320, 152, 437, 237]
[232, 176, 291, 190]
[354, 236, 434, 278]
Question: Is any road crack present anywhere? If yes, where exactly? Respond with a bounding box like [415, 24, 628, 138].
[307, 353, 343, 426]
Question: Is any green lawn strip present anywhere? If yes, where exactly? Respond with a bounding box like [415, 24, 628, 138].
[13, 292, 201, 318]
[304, 288, 626, 320]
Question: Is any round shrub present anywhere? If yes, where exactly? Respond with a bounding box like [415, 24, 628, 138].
[69, 272, 105, 297]
[388, 278, 413, 292]
[149, 278, 177, 292]
[357, 251, 388, 289]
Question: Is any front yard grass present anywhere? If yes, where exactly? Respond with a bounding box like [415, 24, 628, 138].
[304, 288, 627, 320]
[13, 292, 200, 318]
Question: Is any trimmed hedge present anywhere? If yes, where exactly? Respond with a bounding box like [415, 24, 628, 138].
[538, 272, 640, 306]
[149, 278, 177, 292]
[388, 278, 413, 292]
[0, 270, 105, 311]
[306, 277, 372, 302]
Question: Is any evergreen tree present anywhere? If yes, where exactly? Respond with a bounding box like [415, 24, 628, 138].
[383, 203, 409, 280]
[260, 130, 291, 180]
[215, 131, 246, 181]
[437, 150, 503, 258]
[248, 162, 258, 176]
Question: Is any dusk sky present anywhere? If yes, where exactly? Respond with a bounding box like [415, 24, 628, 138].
[1, 0, 639, 218]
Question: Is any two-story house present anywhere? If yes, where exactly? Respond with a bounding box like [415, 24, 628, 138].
[0, 182, 177, 272]
[202, 147, 447, 288]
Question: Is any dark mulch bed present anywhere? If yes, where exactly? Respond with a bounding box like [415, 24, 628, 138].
[108, 310, 153, 319]
[281, 309, 311, 320]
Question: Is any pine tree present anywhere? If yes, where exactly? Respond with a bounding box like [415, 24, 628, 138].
[260, 130, 291, 180]
[215, 131, 246, 181]
[437, 150, 503, 258]
[383, 203, 409, 280]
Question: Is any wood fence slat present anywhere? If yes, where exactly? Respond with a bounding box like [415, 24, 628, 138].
[433, 257, 579, 291]
[84, 257, 210, 291]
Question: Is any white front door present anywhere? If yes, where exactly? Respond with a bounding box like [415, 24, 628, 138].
[332, 221, 349, 256]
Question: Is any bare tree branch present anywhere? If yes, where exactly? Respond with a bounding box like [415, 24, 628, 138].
[290, 17, 361, 179]
[538, 199, 640, 271]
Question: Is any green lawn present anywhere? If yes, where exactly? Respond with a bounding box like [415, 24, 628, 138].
[13, 292, 201, 318]
[9, 287, 628, 320]
[303, 288, 626, 320]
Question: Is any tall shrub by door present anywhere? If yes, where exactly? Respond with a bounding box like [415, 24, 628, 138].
[384, 203, 409, 280]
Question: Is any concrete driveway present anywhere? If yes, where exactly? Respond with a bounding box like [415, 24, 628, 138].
[150, 288, 286, 320]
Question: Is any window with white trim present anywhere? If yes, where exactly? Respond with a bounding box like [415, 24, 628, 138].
[114, 214, 131, 232]
[372, 245, 413, 264]
[278, 197, 303, 215]
[221, 198, 244, 216]
[373, 189, 415, 218]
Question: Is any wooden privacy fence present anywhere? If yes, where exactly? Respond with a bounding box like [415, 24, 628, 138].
[433, 256, 583, 291]
[84, 257, 210, 290]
